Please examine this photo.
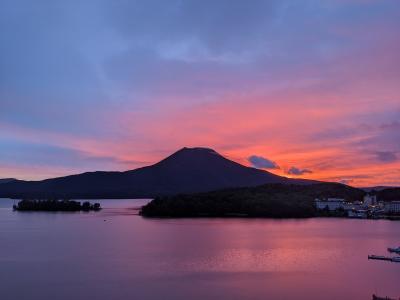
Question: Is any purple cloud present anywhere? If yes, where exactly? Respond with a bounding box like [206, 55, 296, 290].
[248, 155, 280, 169]
[287, 167, 312, 176]
[375, 151, 397, 163]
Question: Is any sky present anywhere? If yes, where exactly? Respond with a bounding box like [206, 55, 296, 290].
[0, 0, 399, 187]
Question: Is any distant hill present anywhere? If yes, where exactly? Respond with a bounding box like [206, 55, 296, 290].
[360, 186, 400, 201]
[0, 147, 316, 199]
[361, 186, 398, 192]
[141, 183, 365, 218]
[376, 187, 400, 202]
[0, 178, 17, 184]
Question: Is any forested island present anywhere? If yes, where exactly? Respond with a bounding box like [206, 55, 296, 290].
[140, 183, 364, 218]
[13, 199, 101, 212]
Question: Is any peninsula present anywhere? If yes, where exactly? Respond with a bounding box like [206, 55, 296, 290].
[140, 183, 400, 219]
[140, 183, 364, 218]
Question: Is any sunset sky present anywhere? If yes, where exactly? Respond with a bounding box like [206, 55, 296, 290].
[1, 0, 399, 186]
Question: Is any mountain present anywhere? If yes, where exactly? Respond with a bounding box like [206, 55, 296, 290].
[0, 147, 316, 199]
[0, 178, 17, 184]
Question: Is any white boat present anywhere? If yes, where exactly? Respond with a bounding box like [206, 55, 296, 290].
[387, 247, 400, 253]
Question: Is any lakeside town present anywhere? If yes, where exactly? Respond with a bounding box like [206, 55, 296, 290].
[315, 194, 400, 219]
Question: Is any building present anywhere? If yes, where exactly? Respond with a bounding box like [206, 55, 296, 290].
[363, 194, 378, 206]
[315, 198, 345, 211]
[384, 201, 400, 214]
[343, 201, 364, 211]
[347, 210, 368, 218]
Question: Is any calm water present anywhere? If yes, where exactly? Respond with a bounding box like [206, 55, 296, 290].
[1, 199, 399, 300]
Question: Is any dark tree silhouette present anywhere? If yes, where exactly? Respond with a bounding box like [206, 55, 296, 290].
[13, 199, 101, 212]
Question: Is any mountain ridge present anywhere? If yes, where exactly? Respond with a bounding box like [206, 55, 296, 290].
[0, 147, 316, 199]
[0, 178, 17, 184]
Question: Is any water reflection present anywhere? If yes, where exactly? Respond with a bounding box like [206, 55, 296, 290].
[0, 198, 399, 300]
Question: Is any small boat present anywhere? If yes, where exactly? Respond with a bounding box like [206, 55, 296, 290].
[387, 247, 400, 253]
[391, 257, 400, 263]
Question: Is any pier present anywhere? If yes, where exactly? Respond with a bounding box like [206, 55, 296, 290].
[368, 255, 400, 263]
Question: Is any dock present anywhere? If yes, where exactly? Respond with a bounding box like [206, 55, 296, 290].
[368, 255, 400, 262]
[368, 255, 392, 261]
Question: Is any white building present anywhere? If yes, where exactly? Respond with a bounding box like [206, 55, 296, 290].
[384, 201, 400, 213]
[315, 198, 345, 211]
[343, 201, 364, 211]
[363, 194, 377, 206]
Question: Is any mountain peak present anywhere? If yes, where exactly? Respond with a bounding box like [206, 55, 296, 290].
[179, 147, 219, 154]
[157, 146, 222, 166]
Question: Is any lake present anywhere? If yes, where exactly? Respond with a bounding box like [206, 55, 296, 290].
[1, 199, 399, 300]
